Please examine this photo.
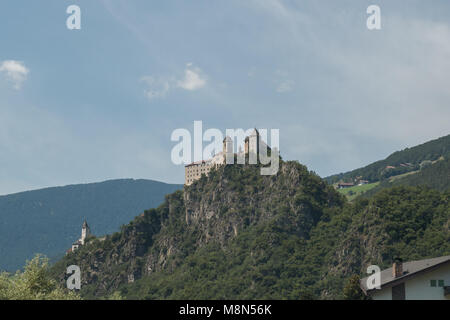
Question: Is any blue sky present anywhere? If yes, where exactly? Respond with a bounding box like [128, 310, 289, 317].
[0, 0, 449, 195]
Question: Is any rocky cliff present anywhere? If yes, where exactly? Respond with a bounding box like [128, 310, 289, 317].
[52, 160, 344, 298]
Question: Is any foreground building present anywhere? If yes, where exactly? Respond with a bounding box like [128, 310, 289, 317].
[360, 255, 450, 300]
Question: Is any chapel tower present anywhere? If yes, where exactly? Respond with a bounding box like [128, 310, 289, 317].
[80, 220, 91, 245]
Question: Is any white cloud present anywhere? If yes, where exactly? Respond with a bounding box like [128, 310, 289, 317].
[140, 76, 170, 100]
[276, 80, 294, 93]
[274, 69, 294, 93]
[227, 2, 450, 176]
[177, 63, 207, 91]
[141, 63, 207, 101]
[0, 60, 29, 90]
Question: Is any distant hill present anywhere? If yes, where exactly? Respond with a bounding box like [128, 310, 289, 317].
[361, 156, 450, 197]
[325, 134, 450, 184]
[0, 179, 182, 272]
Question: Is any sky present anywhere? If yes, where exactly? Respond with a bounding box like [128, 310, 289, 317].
[0, 0, 449, 195]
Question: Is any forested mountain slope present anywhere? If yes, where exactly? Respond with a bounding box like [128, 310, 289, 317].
[326, 134, 450, 184]
[0, 179, 181, 272]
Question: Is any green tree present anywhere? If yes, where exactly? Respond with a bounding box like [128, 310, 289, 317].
[343, 275, 367, 300]
[0, 254, 81, 300]
[106, 291, 124, 300]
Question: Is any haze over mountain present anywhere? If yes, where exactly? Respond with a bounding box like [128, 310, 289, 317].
[0, 179, 181, 272]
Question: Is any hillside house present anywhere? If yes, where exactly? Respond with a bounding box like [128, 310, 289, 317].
[360, 256, 450, 300]
[337, 182, 355, 189]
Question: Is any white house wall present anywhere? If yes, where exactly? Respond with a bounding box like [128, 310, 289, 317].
[404, 264, 450, 300]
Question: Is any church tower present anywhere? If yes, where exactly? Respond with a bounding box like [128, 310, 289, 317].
[80, 220, 91, 245]
[223, 136, 233, 164]
[223, 136, 233, 154]
[245, 128, 259, 155]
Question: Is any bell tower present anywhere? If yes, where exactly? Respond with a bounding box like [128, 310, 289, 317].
[245, 128, 259, 155]
[223, 136, 233, 164]
[81, 220, 91, 245]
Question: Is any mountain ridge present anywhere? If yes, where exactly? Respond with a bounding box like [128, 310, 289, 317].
[0, 178, 177, 197]
[325, 134, 450, 184]
[0, 178, 182, 272]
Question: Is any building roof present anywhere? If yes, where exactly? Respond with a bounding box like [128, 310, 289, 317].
[360, 255, 450, 294]
[338, 182, 354, 186]
[185, 159, 212, 167]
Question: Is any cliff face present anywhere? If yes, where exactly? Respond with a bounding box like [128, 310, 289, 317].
[144, 162, 341, 274]
[52, 160, 343, 298]
[183, 162, 338, 244]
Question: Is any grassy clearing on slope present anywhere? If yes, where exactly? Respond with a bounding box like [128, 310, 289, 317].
[338, 182, 379, 200]
[388, 170, 419, 182]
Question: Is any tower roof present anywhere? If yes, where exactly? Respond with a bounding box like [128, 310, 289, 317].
[250, 128, 259, 136]
[82, 220, 88, 228]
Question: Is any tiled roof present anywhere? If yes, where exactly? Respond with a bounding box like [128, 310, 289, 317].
[185, 159, 212, 167]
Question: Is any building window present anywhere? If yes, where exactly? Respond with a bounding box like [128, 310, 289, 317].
[438, 280, 444, 287]
[430, 280, 436, 287]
